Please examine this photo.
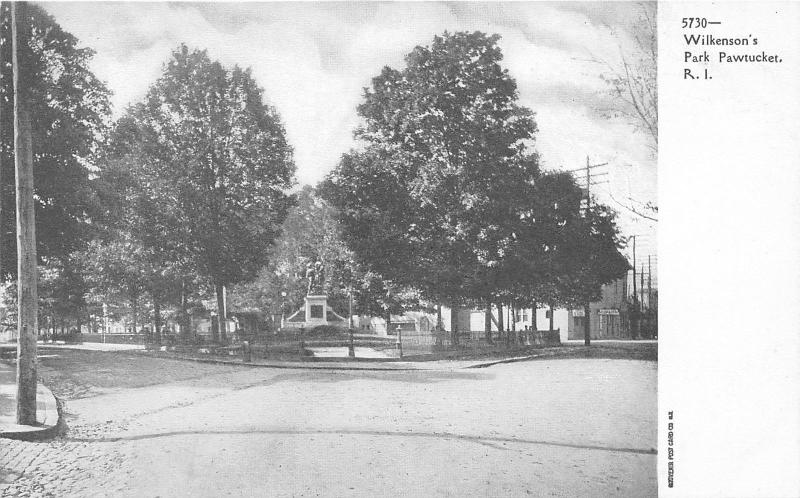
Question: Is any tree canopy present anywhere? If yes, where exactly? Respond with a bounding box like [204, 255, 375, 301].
[323, 31, 629, 330]
[322, 32, 541, 310]
[0, 3, 111, 279]
[101, 45, 296, 341]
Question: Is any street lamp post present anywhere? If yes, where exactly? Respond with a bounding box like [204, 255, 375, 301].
[396, 324, 403, 359]
[280, 291, 287, 334]
[348, 287, 355, 358]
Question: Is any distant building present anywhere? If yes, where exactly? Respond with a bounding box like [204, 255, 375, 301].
[357, 305, 570, 343]
[354, 311, 436, 336]
[567, 277, 631, 340]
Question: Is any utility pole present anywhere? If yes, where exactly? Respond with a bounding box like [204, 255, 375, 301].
[585, 156, 590, 201]
[630, 235, 638, 340]
[584, 157, 591, 346]
[13, 1, 39, 426]
[631, 236, 637, 303]
[648, 256, 652, 310]
[569, 156, 608, 346]
[640, 265, 645, 309]
[566, 157, 609, 214]
[647, 256, 653, 340]
[0, 25, 3, 284]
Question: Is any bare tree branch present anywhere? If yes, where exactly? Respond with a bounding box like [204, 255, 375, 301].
[591, 3, 657, 148]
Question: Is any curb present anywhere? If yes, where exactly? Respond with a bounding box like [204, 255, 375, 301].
[133, 351, 426, 372]
[135, 349, 561, 372]
[465, 354, 547, 368]
[0, 382, 63, 441]
[132, 348, 573, 371]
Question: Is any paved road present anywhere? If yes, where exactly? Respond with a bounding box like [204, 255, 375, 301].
[2, 348, 656, 497]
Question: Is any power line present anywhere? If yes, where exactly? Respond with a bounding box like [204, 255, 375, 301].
[575, 172, 609, 181]
[562, 162, 608, 174]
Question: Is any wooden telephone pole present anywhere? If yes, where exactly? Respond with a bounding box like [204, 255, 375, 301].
[568, 156, 608, 346]
[12, 1, 39, 426]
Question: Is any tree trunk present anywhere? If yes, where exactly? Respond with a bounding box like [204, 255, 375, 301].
[436, 305, 442, 330]
[153, 294, 162, 344]
[496, 303, 504, 342]
[215, 283, 227, 343]
[504, 304, 511, 347]
[385, 310, 392, 336]
[583, 303, 591, 346]
[131, 294, 139, 335]
[12, 1, 38, 425]
[484, 303, 493, 344]
[549, 303, 554, 331]
[180, 279, 191, 343]
[511, 304, 517, 346]
[450, 304, 458, 345]
[210, 316, 219, 343]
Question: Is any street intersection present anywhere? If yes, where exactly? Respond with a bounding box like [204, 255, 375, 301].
[2, 347, 656, 497]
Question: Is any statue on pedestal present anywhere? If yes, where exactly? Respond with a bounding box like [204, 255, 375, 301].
[305, 260, 325, 295]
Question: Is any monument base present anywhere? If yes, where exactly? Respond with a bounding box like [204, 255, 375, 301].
[283, 294, 347, 329]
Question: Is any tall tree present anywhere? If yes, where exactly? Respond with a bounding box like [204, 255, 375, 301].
[79, 235, 153, 336]
[595, 2, 658, 221]
[37, 255, 89, 336]
[0, 3, 111, 279]
[104, 45, 295, 343]
[493, 171, 578, 332]
[322, 32, 540, 341]
[555, 203, 630, 345]
[597, 3, 657, 148]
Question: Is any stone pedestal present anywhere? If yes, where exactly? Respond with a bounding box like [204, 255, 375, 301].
[305, 295, 329, 326]
[283, 294, 346, 329]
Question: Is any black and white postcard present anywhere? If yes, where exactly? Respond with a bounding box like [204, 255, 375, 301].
[0, 2, 797, 497]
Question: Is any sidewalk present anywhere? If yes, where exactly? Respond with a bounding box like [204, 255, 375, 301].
[36, 341, 144, 352]
[128, 346, 568, 371]
[0, 361, 60, 440]
[133, 349, 434, 371]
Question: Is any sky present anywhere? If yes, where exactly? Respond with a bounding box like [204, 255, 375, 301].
[39, 1, 657, 262]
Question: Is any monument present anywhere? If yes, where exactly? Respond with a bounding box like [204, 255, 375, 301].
[283, 260, 346, 328]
